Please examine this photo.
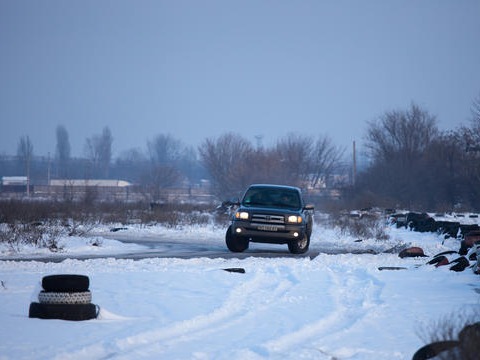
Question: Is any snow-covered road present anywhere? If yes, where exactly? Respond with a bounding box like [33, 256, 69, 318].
[0, 223, 479, 359]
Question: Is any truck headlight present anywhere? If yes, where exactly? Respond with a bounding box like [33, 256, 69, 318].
[287, 215, 302, 223]
[235, 211, 249, 220]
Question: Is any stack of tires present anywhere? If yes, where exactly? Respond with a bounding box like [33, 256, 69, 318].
[29, 274, 99, 321]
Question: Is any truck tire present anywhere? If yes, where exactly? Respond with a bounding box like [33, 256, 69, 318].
[225, 226, 249, 252]
[288, 234, 310, 254]
[38, 291, 92, 305]
[42, 275, 89, 292]
[29, 302, 98, 321]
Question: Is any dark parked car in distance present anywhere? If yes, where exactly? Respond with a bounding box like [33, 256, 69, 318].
[225, 184, 314, 254]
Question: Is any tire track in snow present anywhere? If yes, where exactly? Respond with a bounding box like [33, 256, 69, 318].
[57, 269, 296, 359]
[263, 267, 385, 358]
[52, 260, 386, 359]
[113, 268, 298, 359]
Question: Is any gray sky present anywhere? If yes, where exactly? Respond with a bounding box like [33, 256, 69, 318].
[1, 0, 479, 158]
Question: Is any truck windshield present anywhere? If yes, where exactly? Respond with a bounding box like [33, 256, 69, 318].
[242, 187, 301, 210]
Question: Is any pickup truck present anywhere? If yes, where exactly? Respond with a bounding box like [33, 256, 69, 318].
[225, 184, 314, 254]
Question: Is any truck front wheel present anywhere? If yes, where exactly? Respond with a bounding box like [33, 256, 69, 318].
[225, 226, 249, 252]
[288, 233, 310, 254]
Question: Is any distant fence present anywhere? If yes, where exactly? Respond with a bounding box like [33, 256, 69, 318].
[0, 183, 216, 203]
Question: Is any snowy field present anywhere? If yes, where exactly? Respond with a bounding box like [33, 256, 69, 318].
[0, 220, 479, 359]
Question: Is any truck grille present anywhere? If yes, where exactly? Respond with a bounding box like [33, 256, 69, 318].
[251, 214, 285, 224]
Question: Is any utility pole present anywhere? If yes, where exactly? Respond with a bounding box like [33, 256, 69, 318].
[352, 141, 357, 186]
[47, 152, 51, 196]
[26, 155, 30, 197]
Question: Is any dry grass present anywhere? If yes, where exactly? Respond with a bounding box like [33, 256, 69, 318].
[0, 199, 224, 249]
[416, 309, 480, 360]
[327, 211, 390, 241]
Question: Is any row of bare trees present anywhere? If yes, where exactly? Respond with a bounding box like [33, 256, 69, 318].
[6, 93, 480, 211]
[356, 100, 480, 211]
[8, 129, 346, 202]
[15, 126, 113, 181]
[198, 132, 345, 199]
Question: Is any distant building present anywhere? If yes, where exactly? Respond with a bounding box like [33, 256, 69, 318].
[1, 176, 29, 194]
[1, 176, 28, 186]
[35, 179, 133, 201]
[49, 179, 131, 188]
[0, 177, 215, 203]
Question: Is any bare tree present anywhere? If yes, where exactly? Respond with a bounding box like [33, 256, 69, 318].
[199, 132, 346, 199]
[84, 137, 98, 177]
[244, 146, 287, 185]
[270, 133, 345, 189]
[361, 103, 439, 208]
[198, 133, 254, 199]
[99, 127, 113, 177]
[117, 148, 146, 164]
[55, 125, 70, 178]
[461, 93, 480, 153]
[147, 134, 183, 164]
[84, 127, 113, 178]
[17, 135, 33, 196]
[365, 103, 438, 164]
[274, 133, 314, 186]
[422, 132, 463, 210]
[453, 95, 480, 209]
[141, 134, 187, 200]
[114, 148, 149, 182]
[141, 165, 182, 202]
[472, 92, 480, 124]
[309, 135, 345, 189]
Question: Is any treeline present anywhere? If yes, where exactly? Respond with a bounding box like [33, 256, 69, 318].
[354, 101, 480, 211]
[2, 96, 480, 211]
[2, 132, 207, 189]
[1, 131, 346, 200]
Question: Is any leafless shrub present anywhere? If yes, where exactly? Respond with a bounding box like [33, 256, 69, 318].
[0, 220, 66, 252]
[0, 199, 226, 251]
[0, 223, 31, 252]
[182, 211, 211, 226]
[147, 203, 216, 228]
[330, 212, 389, 241]
[88, 237, 103, 247]
[40, 222, 67, 252]
[417, 308, 480, 360]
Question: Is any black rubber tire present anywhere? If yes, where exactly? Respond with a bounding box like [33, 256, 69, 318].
[459, 240, 470, 255]
[29, 302, 98, 321]
[42, 275, 89, 292]
[38, 290, 92, 304]
[225, 226, 249, 252]
[427, 256, 448, 266]
[432, 250, 458, 258]
[288, 234, 310, 254]
[412, 340, 459, 360]
[449, 257, 470, 272]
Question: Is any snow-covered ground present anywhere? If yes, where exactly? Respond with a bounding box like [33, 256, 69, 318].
[0, 220, 479, 359]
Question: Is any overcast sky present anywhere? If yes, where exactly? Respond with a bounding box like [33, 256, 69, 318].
[1, 0, 479, 158]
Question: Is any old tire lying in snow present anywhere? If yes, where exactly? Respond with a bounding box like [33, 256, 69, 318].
[412, 340, 460, 360]
[29, 302, 98, 321]
[42, 275, 89, 292]
[38, 290, 92, 305]
[449, 257, 470, 272]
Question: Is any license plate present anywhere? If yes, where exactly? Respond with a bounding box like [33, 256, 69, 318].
[257, 225, 280, 231]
